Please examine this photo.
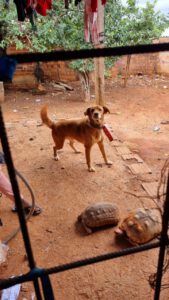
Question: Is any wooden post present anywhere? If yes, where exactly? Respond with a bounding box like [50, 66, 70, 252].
[0, 82, 4, 103]
[123, 54, 131, 88]
[94, 0, 105, 106]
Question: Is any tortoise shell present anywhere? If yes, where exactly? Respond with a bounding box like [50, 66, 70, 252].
[115, 208, 162, 245]
[78, 202, 120, 233]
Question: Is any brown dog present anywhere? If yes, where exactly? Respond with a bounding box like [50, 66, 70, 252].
[40, 105, 112, 172]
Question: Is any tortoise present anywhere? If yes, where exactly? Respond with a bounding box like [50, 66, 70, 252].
[115, 207, 162, 245]
[78, 202, 120, 234]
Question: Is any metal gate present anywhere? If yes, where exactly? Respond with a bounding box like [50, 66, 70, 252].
[0, 42, 169, 300]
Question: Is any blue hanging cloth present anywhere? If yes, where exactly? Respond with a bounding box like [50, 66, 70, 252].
[0, 56, 17, 82]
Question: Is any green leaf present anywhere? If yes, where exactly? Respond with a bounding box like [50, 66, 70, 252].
[0, 0, 168, 73]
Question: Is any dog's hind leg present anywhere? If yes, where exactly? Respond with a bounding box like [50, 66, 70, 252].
[52, 135, 64, 161]
[69, 139, 81, 154]
[97, 141, 112, 166]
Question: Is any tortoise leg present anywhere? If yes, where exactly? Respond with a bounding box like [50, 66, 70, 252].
[81, 219, 92, 234]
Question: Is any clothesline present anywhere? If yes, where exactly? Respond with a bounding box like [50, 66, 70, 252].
[3, 0, 107, 44]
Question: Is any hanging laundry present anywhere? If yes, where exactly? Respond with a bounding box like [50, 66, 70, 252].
[84, 0, 106, 45]
[35, 0, 52, 16]
[27, 0, 38, 9]
[91, 0, 97, 12]
[65, 0, 69, 9]
[13, 0, 37, 30]
[27, 9, 37, 31]
[84, 0, 98, 44]
[74, 0, 81, 7]
[91, 0, 107, 12]
[25, 0, 38, 31]
[13, 0, 27, 21]
[0, 56, 17, 82]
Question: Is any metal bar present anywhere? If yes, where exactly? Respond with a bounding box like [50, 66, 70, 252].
[1, 42, 169, 299]
[7, 42, 169, 64]
[0, 107, 43, 300]
[1, 239, 169, 290]
[154, 174, 169, 300]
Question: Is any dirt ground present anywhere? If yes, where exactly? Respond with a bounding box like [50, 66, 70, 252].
[0, 75, 169, 299]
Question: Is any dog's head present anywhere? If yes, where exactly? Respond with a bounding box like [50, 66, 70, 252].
[84, 105, 110, 128]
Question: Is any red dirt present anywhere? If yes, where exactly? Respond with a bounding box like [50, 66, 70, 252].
[0, 76, 169, 299]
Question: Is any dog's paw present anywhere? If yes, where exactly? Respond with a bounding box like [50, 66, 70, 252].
[54, 156, 59, 161]
[88, 167, 96, 172]
[106, 160, 113, 166]
[75, 150, 81, 154]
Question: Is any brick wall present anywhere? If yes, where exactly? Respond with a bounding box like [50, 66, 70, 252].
[5, 38, 169, 89]
[110, 38, 169, 77]
[6, 45, 78, 89]
[6, 45, 37, 89]
[156, 37, 169, 76]
[42, 61, 78, 82]
[111, 52, 158, 77]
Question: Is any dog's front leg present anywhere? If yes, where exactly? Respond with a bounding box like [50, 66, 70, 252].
[85, 145, 95, 172]
[53, 146, 59, 161]
[97, 141, 112, 166]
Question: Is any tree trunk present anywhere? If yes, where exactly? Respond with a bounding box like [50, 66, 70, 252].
[78, 71, 91, 102]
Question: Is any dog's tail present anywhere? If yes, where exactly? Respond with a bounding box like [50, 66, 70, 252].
[40, 105, 53, 129]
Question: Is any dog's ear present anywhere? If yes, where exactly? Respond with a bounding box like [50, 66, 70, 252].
[84, 107, 91, 116]
[103, 106, 110, 114]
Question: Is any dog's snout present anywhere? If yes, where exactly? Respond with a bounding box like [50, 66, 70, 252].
[94, 112, 99, 118]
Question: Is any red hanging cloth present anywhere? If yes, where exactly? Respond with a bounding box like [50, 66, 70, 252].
[91, 0, 107, 12]
[36, 0, 52, 16]
[84, 0, 106, 44]
[102, 0, 106, 5]
[91, 0, 97, 12]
